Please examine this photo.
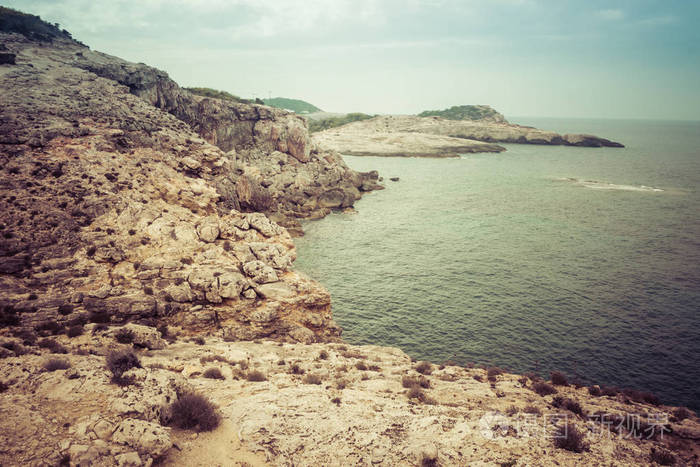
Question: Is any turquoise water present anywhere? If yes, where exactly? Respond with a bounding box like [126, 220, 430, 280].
[295, 118, 700, 410]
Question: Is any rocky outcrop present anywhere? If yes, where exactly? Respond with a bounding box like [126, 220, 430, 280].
[312, 130, 505, 158]
[67, 44, 382, 222]
[313, 114, 624, 157]
[0, 31, 353, 343]
[1, 334, 697, 466]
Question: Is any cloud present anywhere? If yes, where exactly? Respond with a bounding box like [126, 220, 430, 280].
[597, 9, 624, 21]
[638, 15, 677, 27]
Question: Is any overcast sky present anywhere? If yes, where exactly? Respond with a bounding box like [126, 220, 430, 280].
[5, 0, 700, 119]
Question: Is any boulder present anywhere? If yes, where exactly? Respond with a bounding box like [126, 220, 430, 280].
[196, 217, 220, 243]
[243, 260, 278, 284]
[254, 281, 294, 300]
[112, 418, 171, 457]
[114, 323, 167, 350]
[245, 213, 282, 237]
[218, 271, 246, 298]
[248, 242, 292, 270]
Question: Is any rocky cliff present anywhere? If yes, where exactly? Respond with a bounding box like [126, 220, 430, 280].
[0, 29, 383, 345]
[1, 11, 697, 467]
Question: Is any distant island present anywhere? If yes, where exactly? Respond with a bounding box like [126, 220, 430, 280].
[263, 97, 321, 114]
[418, 104, 508, 123]
[312, 105, 624, 158]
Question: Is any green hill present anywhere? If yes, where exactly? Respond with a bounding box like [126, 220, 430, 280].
[184, 87, 259, 104]
[418, 105, 507, 123]
[306, 113, 375, 133]
[263, 97, 321, 114]
[0, 6, 77, 42]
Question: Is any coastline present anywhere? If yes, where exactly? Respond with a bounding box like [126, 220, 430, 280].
[0, 14, 699, 466]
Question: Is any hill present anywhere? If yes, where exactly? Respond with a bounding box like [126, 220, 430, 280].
[264, 97, 321, 114]
[418, 104, 508, 123]
[306, 112, 375, 133]
[0, 6, 76, 42]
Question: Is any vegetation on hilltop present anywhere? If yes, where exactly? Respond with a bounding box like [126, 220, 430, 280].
[264, 97, 321, 114]
[0, 6, 76, 42]
[184, 87, 263, 105]
[307, 113, 375, 133]
[418, 105, 507, 123]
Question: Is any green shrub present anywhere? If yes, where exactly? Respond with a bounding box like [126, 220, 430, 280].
[0, 6, 75, 42]
[184, 87, 251, 104]
[307, 113, 375, 132]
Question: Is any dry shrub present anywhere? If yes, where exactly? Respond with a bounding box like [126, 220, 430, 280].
[43, 358, 71, 371]
[246, 370, 267, 382]
[550, 371, 568, 386]
[402, 375, 431, 389]
[672, 406, 693, 422]
[168, 392, 220, 432]
[552, 396, 584, 416]
[650, 447, 676, 466]
[554, 423, 588, 453]
[523, 405, 542, 415]
[37, 338, 67, 354]
[106, 349, 141, 385]
[303, 374, 322, 385]
[114, 328, 134, 344]
[532, 381, 557, 396]
[415, 361, 433, 375]
[203, 367, 225, 380]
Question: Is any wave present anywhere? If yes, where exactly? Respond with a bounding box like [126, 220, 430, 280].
[559, 177, 664, 192]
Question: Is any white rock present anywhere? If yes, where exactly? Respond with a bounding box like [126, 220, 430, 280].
[112, 419, 172, 458]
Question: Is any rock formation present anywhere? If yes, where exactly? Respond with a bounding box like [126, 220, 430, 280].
[1, 10, 696, 467]
[1, 333, 698, 466]
[312, 114, 624, 158]
[0, 28, 383, 345]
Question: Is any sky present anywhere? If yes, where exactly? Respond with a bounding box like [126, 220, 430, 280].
[4, 0, 700, 119]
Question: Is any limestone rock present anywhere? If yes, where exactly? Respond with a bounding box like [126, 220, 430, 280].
[112, 419, 172, 457]
[312, 114, 623, 157]
[196, 217, 220, 243]
[243, 260, 278, 284]
[254, 281, 294, 300]
[115, 323, 167, 350]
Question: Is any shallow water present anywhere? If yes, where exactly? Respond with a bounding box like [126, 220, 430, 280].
[295, 118, 700, 410]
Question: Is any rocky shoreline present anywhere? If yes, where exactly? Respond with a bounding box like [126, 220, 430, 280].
[312, 113, 624, 158]
[0, 13, 697, 467]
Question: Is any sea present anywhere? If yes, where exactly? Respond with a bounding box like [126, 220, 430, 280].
[294, 118, 700, 411]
